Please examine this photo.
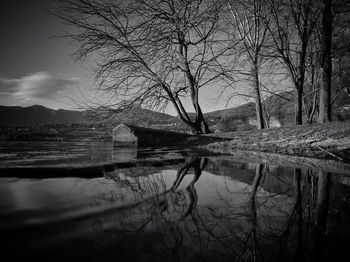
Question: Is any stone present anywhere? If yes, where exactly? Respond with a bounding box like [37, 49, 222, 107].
[113, 124, 227, 147]
[113, 124, 138, 146]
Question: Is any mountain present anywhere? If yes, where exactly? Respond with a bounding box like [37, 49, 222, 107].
[0, 105, 175, 127]
[0, 105, 85, 126]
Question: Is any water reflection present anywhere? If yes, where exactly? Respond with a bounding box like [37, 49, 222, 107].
[170, 157, 207, 218]
[1, 155, 350, 261]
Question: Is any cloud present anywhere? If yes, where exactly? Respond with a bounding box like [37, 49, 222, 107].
[0, 72, 79, 98]
[0, 72, 80, 107]
[0, 76, 20, 94]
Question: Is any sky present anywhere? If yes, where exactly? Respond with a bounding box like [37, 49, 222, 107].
[0, 0, 246, 115]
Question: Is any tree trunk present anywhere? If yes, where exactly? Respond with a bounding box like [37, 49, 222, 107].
[187, 68, 210, 135]
[295, 86, 303, 125]
[252, 63, 265, 129]
[318, 0, 332, 123]
[178, 111, 209, 135]
[193, 103, 211, 135]
[165, 85, 203, 135]
[190, 84, 210, 135]
[262, 105, 270, 128]
[295, 31, 308, 126]
[304, 89, 318, 124]
[188, 84, 210, 135]
[308, 91, 318, 124]
[177, 97, 209, 135]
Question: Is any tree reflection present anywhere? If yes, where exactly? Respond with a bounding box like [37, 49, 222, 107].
[235, 164, 265, 262]
[3, 154, 348, 262]
[171, 157, 208, 219]
[311, 171, 331, 262]
[98, 159, 337, 261]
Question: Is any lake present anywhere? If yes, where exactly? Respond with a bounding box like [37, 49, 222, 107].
[1, 141, 350, 261]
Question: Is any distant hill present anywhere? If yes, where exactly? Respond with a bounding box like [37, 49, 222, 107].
[0, 105, 85, 126]
[83, 105, 176, 127]
[1, 89, 349, 129]
[0, 105, 175, 127]
[205, 102, 257, 121]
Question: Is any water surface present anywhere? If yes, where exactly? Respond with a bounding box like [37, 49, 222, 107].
[1, 142, 350, 261]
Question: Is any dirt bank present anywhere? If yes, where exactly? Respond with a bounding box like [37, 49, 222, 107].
[205, 121, 350, 161]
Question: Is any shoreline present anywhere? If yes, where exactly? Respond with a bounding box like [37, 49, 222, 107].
[205, 121, 350, 161]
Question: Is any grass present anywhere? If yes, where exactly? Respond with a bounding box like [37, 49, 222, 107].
[205, 121, 350, 161]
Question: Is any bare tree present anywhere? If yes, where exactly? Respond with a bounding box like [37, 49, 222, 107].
[266, 0, 320, 125]
[328, 0, 350, 120]
[303, 36, 321, 124]
[226, 0, 270, 129]
[299, 0, 349, 124]
[318, 0, 333, 123]
[305, 0, 349, 123]
[52, 0, 227, 134]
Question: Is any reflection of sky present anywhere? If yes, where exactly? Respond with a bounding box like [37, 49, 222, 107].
[0, 177, 117, 212]
[0, 142, 140, 167]
[0, 167, 295, 229]
[2, 160, 348, 262]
